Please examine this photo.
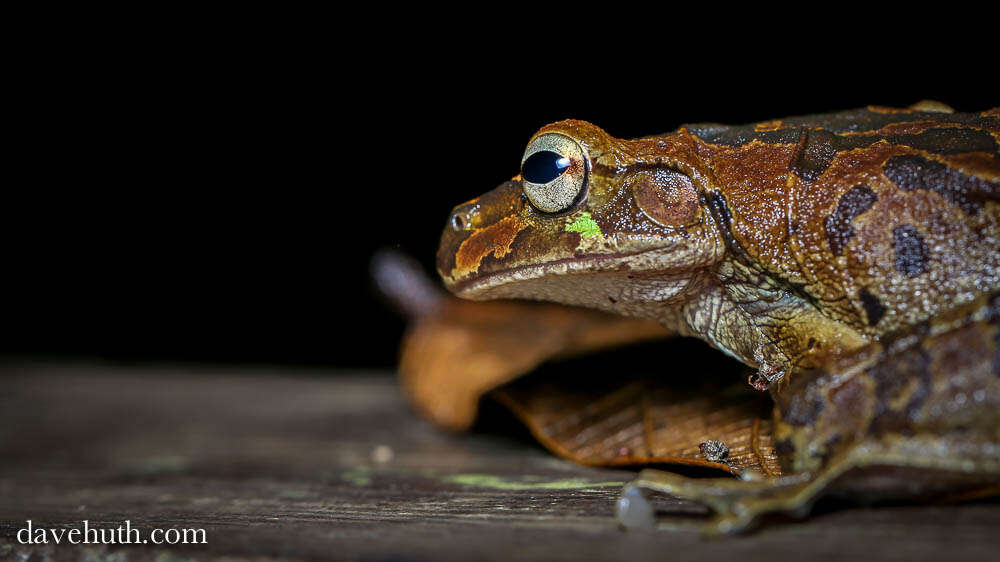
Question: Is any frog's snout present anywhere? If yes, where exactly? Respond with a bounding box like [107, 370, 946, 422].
[436, 179, 528, 288]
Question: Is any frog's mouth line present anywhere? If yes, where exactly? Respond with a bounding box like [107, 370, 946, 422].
[448, 247, 684, 299]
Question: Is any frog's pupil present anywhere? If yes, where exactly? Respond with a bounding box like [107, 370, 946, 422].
[522, 151, 571, 184]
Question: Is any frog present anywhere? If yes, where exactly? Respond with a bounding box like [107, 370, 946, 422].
[435, 102, 1000, 533]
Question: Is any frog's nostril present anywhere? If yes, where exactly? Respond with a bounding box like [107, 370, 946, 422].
[450, 203, 479, 231]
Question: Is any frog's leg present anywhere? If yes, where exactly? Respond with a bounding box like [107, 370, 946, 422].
[620, 297, 1000, 534]
[620, 436, 1000, 534]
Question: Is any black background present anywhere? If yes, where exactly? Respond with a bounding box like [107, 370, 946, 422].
[4, 38, 994, 367]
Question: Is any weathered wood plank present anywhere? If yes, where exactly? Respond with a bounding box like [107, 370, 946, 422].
[0, 362, 997, 561]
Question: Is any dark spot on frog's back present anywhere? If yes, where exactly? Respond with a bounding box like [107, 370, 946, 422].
[790, 129, 841, 181]
[824, 184, 878, 256]
[686, 124, 800, 147]
[859, 288, 886, 326]
[892, 225, 928, 277]
[890, 127, 998, 155]
[883, 154, 1000, 215]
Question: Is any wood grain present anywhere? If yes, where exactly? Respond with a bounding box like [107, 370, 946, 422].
[0, 362, 997, 561]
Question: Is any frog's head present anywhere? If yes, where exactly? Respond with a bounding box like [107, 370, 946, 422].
[437, 120, 725, 318]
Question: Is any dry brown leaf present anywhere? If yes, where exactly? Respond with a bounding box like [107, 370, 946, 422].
[399, 298, 667, 430]
[493, 372, 781, 476]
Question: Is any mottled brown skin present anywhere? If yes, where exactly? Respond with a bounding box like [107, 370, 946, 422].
[437, 103, 1000, 532]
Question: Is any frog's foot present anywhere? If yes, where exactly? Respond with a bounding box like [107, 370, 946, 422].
[618, 439, 1000, 535]
[617, 469, 815, 535]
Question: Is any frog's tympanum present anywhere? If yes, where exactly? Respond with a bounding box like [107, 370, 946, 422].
[433, 103, 999, 533]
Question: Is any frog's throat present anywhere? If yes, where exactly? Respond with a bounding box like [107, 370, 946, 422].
[448, 246, 693, 305]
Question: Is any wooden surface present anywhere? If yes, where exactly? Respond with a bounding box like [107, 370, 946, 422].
[1, 362, 998, 561]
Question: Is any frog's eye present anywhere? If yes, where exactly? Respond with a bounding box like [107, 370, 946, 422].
[520, 133, 587, 213]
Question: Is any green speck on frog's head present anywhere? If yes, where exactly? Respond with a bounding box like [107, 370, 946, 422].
[566, 212, 602, 239]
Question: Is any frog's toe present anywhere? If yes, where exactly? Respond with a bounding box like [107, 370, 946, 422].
[615, 484, 656, 531]
[619, 468, 817, 535]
